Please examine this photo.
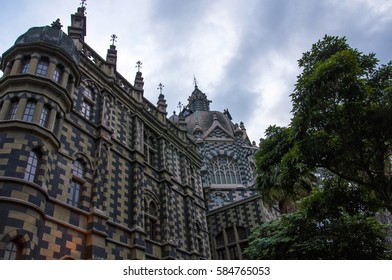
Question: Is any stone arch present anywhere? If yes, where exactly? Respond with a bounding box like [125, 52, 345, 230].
[0, 229, 37, 260]
[72, 152, 94, 171]
[81, 78, 100, 96]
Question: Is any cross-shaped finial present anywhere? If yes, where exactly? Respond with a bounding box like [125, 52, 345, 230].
[110, 34, 118, 46]
[135, 60, 143, 72]
[157, 83, 164, 94]
[80, 0, 87, 8]
[177, 102, 183, 112]
[193, 75, 198, 88]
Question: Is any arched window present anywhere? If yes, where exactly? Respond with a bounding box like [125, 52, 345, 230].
[2, 239, 23, 260]
[68, 160, 85, 207]
[8, 100, 18, 120]
[24, 150, 39, 182]
[81, 86, 95, 120]
[22, 101, 36, 122]
[36, 58, 49, 77]
[195, 222, 203, 254]
[73, 160, 84, 177]
[209, 156, 242, 185]
[144, 131, 157, 167]
[144, 198, 159, 241]
[83, 87, 94, 101]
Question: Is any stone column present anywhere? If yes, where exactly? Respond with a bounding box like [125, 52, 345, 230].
[47, 58, 58, 81]
[47, 108, 57, 131]
[55, 114, 64, 138]
[32, 102, 44, 124]
[0, 99, 11, 120]
[28, 53, 40, 75]
[15, 98, 27, 120]
[60, 68, 70, 88]
[10, 55, 23, 75]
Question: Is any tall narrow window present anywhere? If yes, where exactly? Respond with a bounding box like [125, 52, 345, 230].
[144, 132, 157, 167]
[8, 101, 18, 120]
[81, 101, 91, 119]
[36, 59, 48, 77]
[22, 101, 36, 122]
[144, 199, 159, 241]
[196, 222, 203, 254]
[24, 150, 39, 182]
[39, 106, 49, 127]
[80, 86, 95, 120]
[69, 181, 81, 207]
[2, 239, 22, 260]
[21, 60, 30, 74]
[52, 66, 62, 83]
[68, 160, 85, 207]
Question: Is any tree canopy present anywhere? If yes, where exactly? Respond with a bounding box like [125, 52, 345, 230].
[257, 35, 392, 212]
[245, 178, 391, 259]
[250, 35, 392, 259]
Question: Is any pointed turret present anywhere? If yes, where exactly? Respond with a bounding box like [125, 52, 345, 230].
[156, 83, 167, 113]
[68, 1, 87, 41]
[133, 61, 144, 103]
[106, 34, 117, 73]
[187, 77, 211, 112]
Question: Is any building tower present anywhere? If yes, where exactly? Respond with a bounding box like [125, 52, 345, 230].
[171, 82, 276, 259]
[0, 4, 209, 260]
[0, 19, 81, 259]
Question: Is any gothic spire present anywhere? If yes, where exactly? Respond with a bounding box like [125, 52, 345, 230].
[187, 79, 211, 112]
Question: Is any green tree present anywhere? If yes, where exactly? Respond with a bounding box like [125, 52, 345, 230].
[245, 179, 391, 259]
[255, 35, 392, 212]
[291, 35, 392, 211]
[250, 35, 392, 259]
[255, 125, 315, 213]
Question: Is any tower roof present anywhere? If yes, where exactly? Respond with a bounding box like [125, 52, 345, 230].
[15, 20, 80, 63]
[187, 86, 211, 112]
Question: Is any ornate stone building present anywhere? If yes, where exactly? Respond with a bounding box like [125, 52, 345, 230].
[171, 83, 275, 260]
[0, 4, 275, 260]
[0, 5, 209, 260]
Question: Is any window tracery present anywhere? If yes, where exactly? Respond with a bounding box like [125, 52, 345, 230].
[209, 156, 241, 185]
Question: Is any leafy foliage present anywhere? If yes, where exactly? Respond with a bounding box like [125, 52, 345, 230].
[255, 35, 392, 211]
[250, 35, 392, 259]
[245, 179, 391, 259]
[291, 35, 392, 210]
[255, 125, 315, 212]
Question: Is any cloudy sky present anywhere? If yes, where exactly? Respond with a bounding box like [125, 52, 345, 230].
[1, 0, 391, 142]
